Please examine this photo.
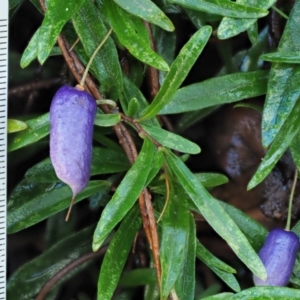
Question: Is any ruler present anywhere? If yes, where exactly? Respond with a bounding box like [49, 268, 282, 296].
[0, 0, 7, 299]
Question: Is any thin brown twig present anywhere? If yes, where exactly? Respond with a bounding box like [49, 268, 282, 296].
[9, 78, 62, 97]
[35, 247, 107, 300]
[38, 0, 161, 288]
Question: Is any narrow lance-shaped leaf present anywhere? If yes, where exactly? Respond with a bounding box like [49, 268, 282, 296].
[196, 241, 240, 292]
[160, 169, 190, 299]
[164, 149, 266, 280]
[72, 0, 123, 99]
[7, 226, 106, 300]
[174, 213, 196, 300]
[94, 113, 121, 127]
[8, 113, 49, 152]
[248, 100, 300, 190]
[100, 0, 169, 71]
[230, 286, 300, 299]
[7, 180, 111, 233]
[168, 0, 269, 18]
[37, 0, 86, 64]
[93, 138, 156, 251]
[8, 119, 27, 133]
[262, 0, 300, 147]
[218, 0, 275, 40]
[113, 0, 174, 31]
[261, 52, 300, 63]
[140, 25, 212, 120]
[20, 28, 39, 68]
[141, 123, 201, 154]
[97, 206, 141, 300]
[201, 293, 234, 300]
[159, 70, 268, 114]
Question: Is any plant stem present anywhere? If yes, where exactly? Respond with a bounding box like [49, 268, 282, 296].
[79, 28, 113, 87]
[272, 5, 289, 20]
[286, 168, 298, 231]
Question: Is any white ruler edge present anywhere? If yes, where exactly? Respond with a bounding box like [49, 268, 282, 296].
[0, 0, 8, 299]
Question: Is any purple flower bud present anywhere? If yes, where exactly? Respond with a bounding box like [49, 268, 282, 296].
[253, 228, 299, 286]
[50, 85, 97, 198]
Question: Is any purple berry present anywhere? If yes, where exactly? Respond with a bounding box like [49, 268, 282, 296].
[253, 228, 299, 286]
[50, 85, 97, 198]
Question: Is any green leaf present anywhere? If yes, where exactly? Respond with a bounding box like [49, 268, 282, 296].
[218, 201, 267, 251]
[141, 123, 201, 154]
[201, 293, 235, 300]
[160, 173, 190, 299]
[217, 0, 275, 40]
[7, 180, 111, 233]
[194, 173, 228, 188]
[113, 0, 174, 31]
[72, 0, 123, 98]
[120, 75, 160, 127]
[8, 119, 27, 133]
[37, 0, 85, 64]
[210, 266, 240, 292]
[97, 206, 141, 300]
[119, 269, 157, 287]
[164, 150, 266, 280]
[93, 138, 155, 251]
[261, 51, 300, 63]
[100, 0, 169, 71]
[146, 150, 164, 186]
[140, 25, 212, 120]
[8, 113, 49, 152]
[127, 98, 140, 117]
[7, 226, 105, 300]
[290, 131, 300, 173]
[94, 112, 121, 127]
[159, 70, 268, 114]
[262, 0, 300, 147]
[247, 21, 258, 45]
[248, 100, 300, 190]
[20, 28, 39, 68]
[196, 241, 236, 273]
[290, 252, 300, 288]
[230, 286, 300, 299]
[196, 241, 240, 292]
[168, 0, 269, 18]
[174, 213, 196, 300]
[25, 147, 130, 183]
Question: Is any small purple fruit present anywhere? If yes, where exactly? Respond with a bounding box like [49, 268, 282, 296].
[50, 85, 97, 201]
[253, 228, 299, 286]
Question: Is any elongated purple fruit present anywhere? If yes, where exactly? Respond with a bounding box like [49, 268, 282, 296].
[50, 85, 97, 199]
[253, 228, 299, 286]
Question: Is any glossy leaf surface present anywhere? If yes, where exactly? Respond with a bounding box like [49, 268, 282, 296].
[168, 0, 268, 18]
[230, 286, 300, 299]
[94, 113, 121, 127]
[262, 1, 300, 147]
[164, 150, 266, 280]
[8, 113, 49, 152]
[72, 0, 122, 98]
[113, 0, 174, 31]
[100, 0, 169, 71]
[218, 0, 275, 39]
[140, 26, 212, 120]
[93, 138, 155, 250]
[160, 172, 190, 299]
[248, 100, 300, 190]
[261, 51, 300, 63]
[8, 119, 27, 133]
[141, 123, 200, 154]
[174, 213, 196, 300]
[8, 180, 111, 233]
[97, 206, 141, 300]
[7, 226, 100, 300]
[159, 70, 268, 114]
[37, 0, 85, 64]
